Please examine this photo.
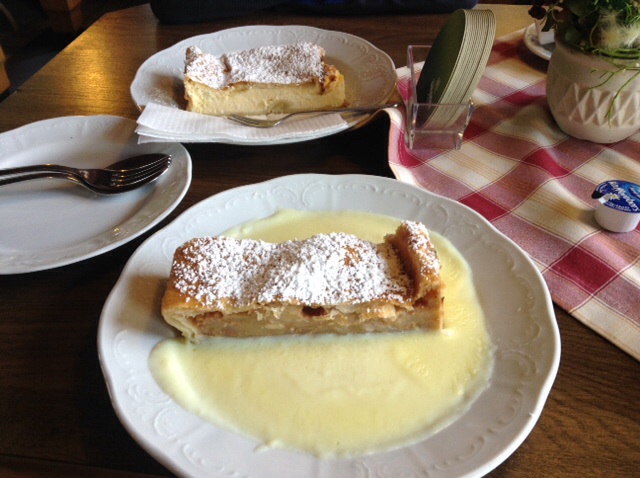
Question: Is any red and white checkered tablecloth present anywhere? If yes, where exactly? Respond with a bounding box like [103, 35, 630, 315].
[387, 30, 640, 360]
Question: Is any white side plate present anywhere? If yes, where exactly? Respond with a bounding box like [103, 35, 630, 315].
[0, 116, 191, 274]
[523, 23, 555, 61]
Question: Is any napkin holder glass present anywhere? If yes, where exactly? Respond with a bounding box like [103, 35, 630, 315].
[406, 45, 474, 150]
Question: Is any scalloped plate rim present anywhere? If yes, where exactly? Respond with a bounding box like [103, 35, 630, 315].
[0, 115, 192, 274]
[98, 173, 560, 478]
[130, 25, 397, 145]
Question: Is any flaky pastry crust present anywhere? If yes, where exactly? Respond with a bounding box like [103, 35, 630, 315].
[161, 221, 444, 340]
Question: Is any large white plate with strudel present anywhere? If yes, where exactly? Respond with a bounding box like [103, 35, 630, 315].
[130, 25, 397, 145]
[98, 174, 560, 477]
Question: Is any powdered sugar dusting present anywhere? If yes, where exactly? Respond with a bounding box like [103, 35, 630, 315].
[403, 220, 440, 275]
[185, 43, 326, 90]
[171, 232, 413, 308]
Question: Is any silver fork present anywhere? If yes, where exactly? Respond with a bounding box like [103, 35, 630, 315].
[225, 102, 402, 128]
[0, 153, 172, 195]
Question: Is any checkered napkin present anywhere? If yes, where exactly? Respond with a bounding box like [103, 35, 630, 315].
[387, 30, 640, 360]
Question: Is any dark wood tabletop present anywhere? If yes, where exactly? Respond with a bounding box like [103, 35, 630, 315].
[0, 4, 638, 477]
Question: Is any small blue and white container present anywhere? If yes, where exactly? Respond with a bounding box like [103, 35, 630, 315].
[591, 180, 640, 233]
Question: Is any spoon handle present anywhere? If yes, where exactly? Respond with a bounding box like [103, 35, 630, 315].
[0, 172, 79, 188]
[0, 164, 75, 178]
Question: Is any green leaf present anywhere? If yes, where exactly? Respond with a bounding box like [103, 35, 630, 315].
[564, 0, 592, 17]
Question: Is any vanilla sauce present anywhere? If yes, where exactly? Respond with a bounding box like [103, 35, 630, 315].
[149, 210, 493, 458]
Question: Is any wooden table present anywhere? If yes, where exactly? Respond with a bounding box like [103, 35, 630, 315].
[0, 4, 638, 477]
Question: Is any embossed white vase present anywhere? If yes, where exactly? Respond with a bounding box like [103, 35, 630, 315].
[546, 40, 640, 143]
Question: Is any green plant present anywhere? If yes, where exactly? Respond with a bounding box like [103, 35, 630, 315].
[530, 0, 640, 124]
[529, 0, 640, 59]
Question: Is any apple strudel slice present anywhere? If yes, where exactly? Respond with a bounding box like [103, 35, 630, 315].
[161, 221, 444, 340]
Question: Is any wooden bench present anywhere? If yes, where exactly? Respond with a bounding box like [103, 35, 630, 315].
[39, 0, 84, 33]
[0, 45, 9, 96]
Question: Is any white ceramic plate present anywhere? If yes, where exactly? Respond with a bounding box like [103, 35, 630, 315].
[0, 116, 191, 274]
[99, 174, 560, 478]
[130, 25, 397, 144]
[523, 23, 555, 61]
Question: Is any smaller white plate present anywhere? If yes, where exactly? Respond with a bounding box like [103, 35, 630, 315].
[0, 116, 191, 274]
[523, 23, 555, 60]
[130, 25, 397, 145]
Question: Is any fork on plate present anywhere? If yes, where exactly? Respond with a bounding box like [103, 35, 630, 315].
[0, 153, 172, 195]
[225, 103, 402, 128]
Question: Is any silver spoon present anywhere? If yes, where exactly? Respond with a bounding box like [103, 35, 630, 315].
[0, 153, 172, 195]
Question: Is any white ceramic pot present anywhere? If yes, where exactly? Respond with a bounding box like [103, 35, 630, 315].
[546, 40, 640, 143]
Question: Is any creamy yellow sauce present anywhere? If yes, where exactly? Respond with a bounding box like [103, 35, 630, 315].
[149, 210, 493, 459]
